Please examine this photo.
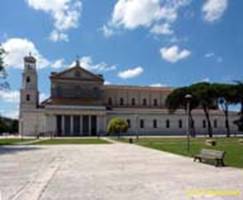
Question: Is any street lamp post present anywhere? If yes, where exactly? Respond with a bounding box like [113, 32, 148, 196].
[185, 94, 192, 153]
[135, 113, 139, 141]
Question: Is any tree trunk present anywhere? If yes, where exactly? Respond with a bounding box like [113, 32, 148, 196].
[203, 106, 213, 138]
[241, 101, 243, 117]
[224, 104, 230, 137]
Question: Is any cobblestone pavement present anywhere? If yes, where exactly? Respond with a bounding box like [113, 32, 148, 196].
[0, 143, 242, 200]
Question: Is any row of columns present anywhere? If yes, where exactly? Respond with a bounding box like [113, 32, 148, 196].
[56, 115, 99, 136]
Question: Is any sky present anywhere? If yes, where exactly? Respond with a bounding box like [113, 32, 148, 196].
[0, 0, 242, 119]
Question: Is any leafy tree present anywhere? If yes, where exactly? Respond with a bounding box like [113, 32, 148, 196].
[107, 118, 128, 138]
[0, 118, 8, 134]
[0, 45, 8, 90]
[211, 83, 237, 137]
[189, 82, 217, 137]
[232, 81, 243, 132]
[10, 120, 18, 133]
[166, 87, 198, 136]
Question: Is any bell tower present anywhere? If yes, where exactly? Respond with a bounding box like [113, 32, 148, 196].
[20, 53, 39, 110]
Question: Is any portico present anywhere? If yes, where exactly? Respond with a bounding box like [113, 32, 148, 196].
[44, 105, 106, 136]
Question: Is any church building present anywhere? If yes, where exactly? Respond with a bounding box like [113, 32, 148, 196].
[19, 54, 239, 136]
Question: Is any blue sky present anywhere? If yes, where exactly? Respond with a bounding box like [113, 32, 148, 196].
[0, 0, 242, 118]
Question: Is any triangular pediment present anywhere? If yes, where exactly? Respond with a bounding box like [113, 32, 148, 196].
[51, 66, 103, 81]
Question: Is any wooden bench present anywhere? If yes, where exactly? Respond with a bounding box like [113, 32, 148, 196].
[194, 149, 225, 167]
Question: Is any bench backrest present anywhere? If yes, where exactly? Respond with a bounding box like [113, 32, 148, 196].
[200, 149, 225, 159]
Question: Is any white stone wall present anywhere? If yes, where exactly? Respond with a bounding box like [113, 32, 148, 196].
[106, 109, 240, 135]
[20, 107, 240, 136]
[19, 109, 46, 136]
[103, 86, 171, 107]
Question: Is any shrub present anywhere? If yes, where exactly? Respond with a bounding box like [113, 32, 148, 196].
[107, 118, 128, 137]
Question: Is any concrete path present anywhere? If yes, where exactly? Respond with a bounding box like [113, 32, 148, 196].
[0, 143, 242, 200]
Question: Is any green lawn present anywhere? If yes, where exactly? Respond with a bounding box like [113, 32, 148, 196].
[33, 138, 110, 145]
[0, 138, 34, 145]
[119, 137, 243, 168]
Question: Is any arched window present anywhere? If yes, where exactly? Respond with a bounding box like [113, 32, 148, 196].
[127, 119, 131, 128]
[132, 98, 136, 106]
[26, 76, 30, 83]
[153, 99, 158, 106]
[140, 119, 144, 128]
[166, 119, 170, 128]
[120, 98, 124, 106]
[108, 97, 112, 106]
[26, 94, 30, 101]
[179, 119, 183, 128]
[143, 98, 147, 106]
[203, 120, 206, 128]
[153, 119, 157, 128]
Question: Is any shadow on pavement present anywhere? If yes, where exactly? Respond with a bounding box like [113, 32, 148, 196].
[0, 146, 42, 156]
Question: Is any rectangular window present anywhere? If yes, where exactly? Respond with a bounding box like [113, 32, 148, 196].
[179, 120, 183, 128]
[203, 120, 206, 128]
[143, 99, 147, 106]
[153, 99, 158, 106]
[140, 120, 144, 128]
[127, 119, 131, 128]
[166, 120, 170, 128]
[120, 98, 124, 106]
[153, 120, 157, 128]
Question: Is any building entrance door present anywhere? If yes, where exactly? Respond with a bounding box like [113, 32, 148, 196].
[56, 115, 62, 136]
[91, 116, 97, 136]
[73, 116, 80, 136]
[64, 116, 71, 136]
[82, 115, 89, 136]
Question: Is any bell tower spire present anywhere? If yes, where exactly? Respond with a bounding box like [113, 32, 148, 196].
[20, 53, 39, 109]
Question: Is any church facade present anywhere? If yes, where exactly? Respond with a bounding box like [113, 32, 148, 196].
[19, 55, 239, 136]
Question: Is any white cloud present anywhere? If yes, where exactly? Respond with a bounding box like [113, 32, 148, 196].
[40, 93, 49, 102]
[52, 59, 66, 69]
[2, 38, 65, 70]
[104, 81, 111, 85]
[160, 45, 191, 63]
[70, 56, 117, 72]
[204, 52, 223, 63]
[0, 90, 19, 103]
[118, 66, 144, 79]
[2, 38, 50, 69]
[150, 83, 167, 87]
[0, 91, 48, 119]
[150, 23, 173, 35]
[26, 0, 82, 42]
[0, 90, 48, 104]
[102, 25, 115, 38]
[49, 30, 69, 42]
[205, 52, 215, 58]
[202, 0, 228, 22]
[103, 0, 191, 37]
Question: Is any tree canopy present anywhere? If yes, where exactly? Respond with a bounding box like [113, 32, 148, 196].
[107, 118, 128, 137]
[166, 82, 243, 137]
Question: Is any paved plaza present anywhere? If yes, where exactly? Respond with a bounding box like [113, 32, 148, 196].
[0, 141, 243, 200]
